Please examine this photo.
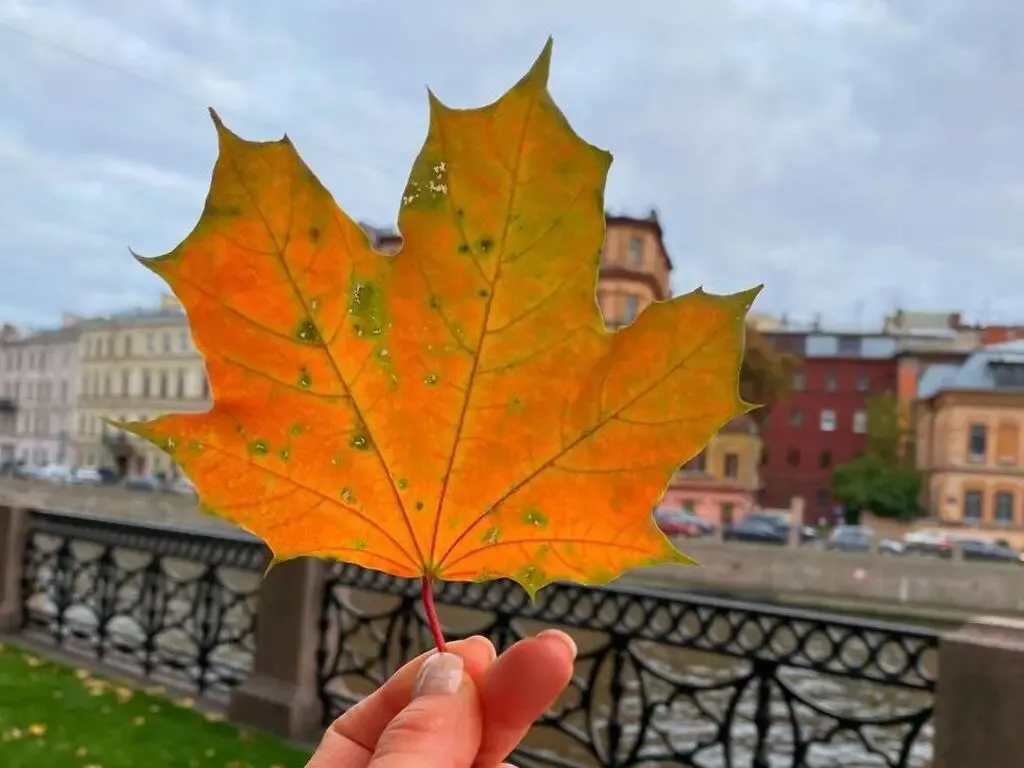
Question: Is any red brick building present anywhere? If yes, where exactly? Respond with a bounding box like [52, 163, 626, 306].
[758, 331, 899, 524]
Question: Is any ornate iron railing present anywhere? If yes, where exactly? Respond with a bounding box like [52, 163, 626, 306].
[318, 563, 939, 768]
[19, 509, 268, 697]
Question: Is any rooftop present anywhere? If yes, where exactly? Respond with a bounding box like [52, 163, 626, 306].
[917, 340, 1024, 398]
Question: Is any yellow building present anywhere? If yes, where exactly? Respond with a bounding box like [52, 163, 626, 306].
[915, 341, 1024, 528]
[74, 295, 209, 478]
[662, 416, 763, 526]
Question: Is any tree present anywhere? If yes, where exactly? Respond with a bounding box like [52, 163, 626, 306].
[740, 326, 796, 424]
[831, 454, 923, 521]
[865, 393, 914, 468]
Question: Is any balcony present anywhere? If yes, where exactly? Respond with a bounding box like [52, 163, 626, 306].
[0, 397, 16, 414]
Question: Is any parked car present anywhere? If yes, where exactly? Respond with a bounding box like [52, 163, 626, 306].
[826, 525, 875, 553]
[71, 467, 103, 485]
[729, 512, 817, 544]
[879, 538, 906, 555]
[903, 529, 955, 558]
[723, 517, 789, 545]
[35, 464, 74, 484]
[654, 508, 709, 538]
[170, 476, 197, 496]
[959, 539, 1024, 564]
[124, 475, 161, 492]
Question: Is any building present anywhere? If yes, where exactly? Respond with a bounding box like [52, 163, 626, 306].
[661, 415, 762, 526]
[915, 341, 1024, 529]
[362, 209, 673, 329]
[597, 211, 672, 327]
[74, 295, 209, 477]
[0, 322, 81, 466]
[758, 330, 899, 523]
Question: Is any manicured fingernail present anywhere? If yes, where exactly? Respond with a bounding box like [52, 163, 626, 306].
[413, 652, 463, 698]
[537, 629, 577, 660]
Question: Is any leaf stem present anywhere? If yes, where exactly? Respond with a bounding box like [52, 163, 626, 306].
[421, 575, 447, 652]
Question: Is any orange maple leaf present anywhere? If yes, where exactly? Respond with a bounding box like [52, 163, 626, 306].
[123, 40, 760, 601]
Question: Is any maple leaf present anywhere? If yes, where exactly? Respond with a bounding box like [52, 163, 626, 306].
[123, 40, 760, 608]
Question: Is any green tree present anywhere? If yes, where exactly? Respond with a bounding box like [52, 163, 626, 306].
[831, 394, 923, 520]
[740, 326, 796, 424]
[832, 454, 922, 521]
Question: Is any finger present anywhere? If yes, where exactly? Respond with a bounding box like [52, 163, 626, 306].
[369, 651, 482, 768]
[473, 629, 576, 767]
[306, 636, 495, 768]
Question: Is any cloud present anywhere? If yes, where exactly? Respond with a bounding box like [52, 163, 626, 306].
[0, 0, 1021, 329]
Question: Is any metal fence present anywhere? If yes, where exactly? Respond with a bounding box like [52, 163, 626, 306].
[19, 509, 267, 697]
[15, 509, 939, 767]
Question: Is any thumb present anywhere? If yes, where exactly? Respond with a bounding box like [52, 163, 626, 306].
[367, 652, 482, 768]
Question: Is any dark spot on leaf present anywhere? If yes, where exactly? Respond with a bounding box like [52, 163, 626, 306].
[350, 433, 371, 451]
[289, 423, 304, 436]
[423, 372, 439, 386]
[340, 487, 356, 504]
[455, 208, 465, 218]
[249, 439, 269, 456]
[415, 500, 425, 511]
[397, 478, 408, 490]
[278, 448, 290, 461]
[479, 237, 493, 253]
[295, 319, 321, 344]
[298, 367, 312, 389]
[523, 508, 549, 528]
[308, 226, 321, 241]
[428, 295, 441, 309]
[478, 289, 489, 298]
[458, 243, 469, 254]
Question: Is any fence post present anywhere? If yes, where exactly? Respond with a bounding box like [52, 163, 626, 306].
[228, 556, 328, 740]
[933, 616, 1024, 767]
[0, 506, 28, 632]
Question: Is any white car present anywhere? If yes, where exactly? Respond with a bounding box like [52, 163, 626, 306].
[36, 464, 74, 484]
[72, 467, 103, 485]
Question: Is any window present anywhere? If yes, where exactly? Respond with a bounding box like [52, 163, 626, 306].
[824, 371, 837, 392]
[819, 450, 832, 469]
[623, 294, 639, 324]
[201, 373, 210, 399]
[683, 450, 706, 472]
[103, 375, 111, 396]
[177, 369, 186, 398]
[121, 371, 131, 396]
[816, 488, 830, 508]
[820, 409, 836, 432]
[682, 499, 695, 513]
[723, 453, 739, 479]
[852, 410, 868, 434]
[163, 333, 172, 353]
[124, 335, 133, 357]
[146, 334, 155, 356]
[968, 424, 987, 462]
[793, 371, 805, 391]
[141, 370, 151, 398]
[837, 336, 861, 356]
[995, 492, 1015, 524]
[159, 372, 169, 398]
[786, 447, 801, 467]
[856, 373, 870, 392]
[179, 329, 190, 352]
[996, 421, 1020, 465]
[963, 490, 983, 522]
[627, 236, 643, 265]
[789, 408, 804, 427]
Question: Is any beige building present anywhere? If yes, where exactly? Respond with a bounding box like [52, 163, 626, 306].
[74, 295, 210, 478]
[915, 341, 1024, 528]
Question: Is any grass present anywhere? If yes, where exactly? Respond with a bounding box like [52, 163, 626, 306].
[0, 640, 311, 768]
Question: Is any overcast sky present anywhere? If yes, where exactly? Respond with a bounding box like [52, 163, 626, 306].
[1, 0, 1021, 331]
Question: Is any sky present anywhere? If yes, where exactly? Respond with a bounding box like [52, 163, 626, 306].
[1, 0, 1022, 331]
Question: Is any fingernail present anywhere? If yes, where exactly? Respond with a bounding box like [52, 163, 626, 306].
[537, 629, 577, 660]
[413, 652, 464, 698]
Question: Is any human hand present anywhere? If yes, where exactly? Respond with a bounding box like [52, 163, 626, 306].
[305, 630, 576, 768]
